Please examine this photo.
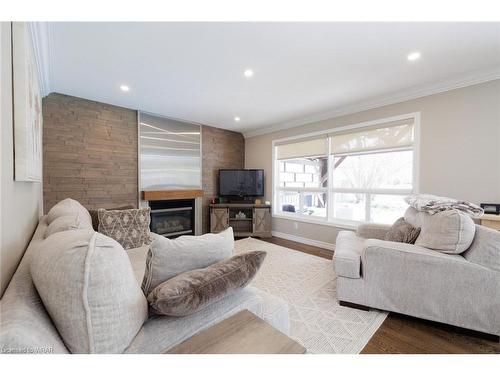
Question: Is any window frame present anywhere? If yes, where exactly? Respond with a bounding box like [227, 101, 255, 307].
[272, 112, 420, 229]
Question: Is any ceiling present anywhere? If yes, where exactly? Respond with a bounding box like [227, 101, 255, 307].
[42, 22, 500, 136]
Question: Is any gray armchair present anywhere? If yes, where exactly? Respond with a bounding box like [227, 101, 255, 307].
[334, 221, 500, 339]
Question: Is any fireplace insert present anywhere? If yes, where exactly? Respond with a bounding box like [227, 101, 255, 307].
[149, 199, 195, 238]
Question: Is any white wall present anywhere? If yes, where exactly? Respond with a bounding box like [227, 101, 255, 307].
[245, 80, 500, 246]
[0, 22, 42, 297]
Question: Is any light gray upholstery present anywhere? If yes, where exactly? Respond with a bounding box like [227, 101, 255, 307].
[1, 216, 290, 354]
[142, 227, 234, 295]
[335, 223, 500, 336]
[463, 225, 500, 272]
[46, 198, 92, 228]
[125, 286, 289, 353]
[334, 231, 364, 278]
[405, 207, 475, 254]
[30, 230, 148, 353]
[0, 217, 70, 353]
[356, 223, 390, 240]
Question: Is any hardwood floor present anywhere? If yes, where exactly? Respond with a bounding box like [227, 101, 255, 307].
[259, 236, 334, 260]
[258, 236, 500, 354]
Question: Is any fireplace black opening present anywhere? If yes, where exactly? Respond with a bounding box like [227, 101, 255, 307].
[149, 199, 195, 238]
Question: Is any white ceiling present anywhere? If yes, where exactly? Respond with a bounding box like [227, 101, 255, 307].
[44, 22, 500, 136]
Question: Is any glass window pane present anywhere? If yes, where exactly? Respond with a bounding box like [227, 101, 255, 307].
[278, 157, 328, 188]
[303, 192, 327, 218]
[369, 194, 408, 224]
[332, 193, 366, 221]
[277, 191, 300, 213]
[333, 150, 412, 190]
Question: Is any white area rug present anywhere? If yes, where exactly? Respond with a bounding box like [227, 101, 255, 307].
[235, 237, 388, 354]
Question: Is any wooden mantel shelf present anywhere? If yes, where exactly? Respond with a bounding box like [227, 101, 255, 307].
[142, 189, 204, 201]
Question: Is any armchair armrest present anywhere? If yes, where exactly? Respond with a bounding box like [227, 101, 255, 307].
[356, 223, 391, 240]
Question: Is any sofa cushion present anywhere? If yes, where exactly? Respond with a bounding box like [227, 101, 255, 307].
[124, 286, 290, 353]
[463, 224, 500, 272]
[30, 230, 148, 353]
[98, 207, 151, 250]
[148, 251, 266, 316]
[46, 198, 92, 228]
[142, 227, 234, 295]
[45, 213, 88, 238]
[0, 216, 70, 354]
[384, 217, 421, 244]
[334, 231, 364, 278]
[404, 207, 475, 254]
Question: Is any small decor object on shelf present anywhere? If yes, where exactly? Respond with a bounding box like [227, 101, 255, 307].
[235, 211, 246, 219]
[265, 201, 271, 205]
[255, 199, 262, 205]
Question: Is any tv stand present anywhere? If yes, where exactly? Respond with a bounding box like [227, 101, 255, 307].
[209, 203, 271, 238]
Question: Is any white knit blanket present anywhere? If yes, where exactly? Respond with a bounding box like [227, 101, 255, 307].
[405, 194, 484, 218]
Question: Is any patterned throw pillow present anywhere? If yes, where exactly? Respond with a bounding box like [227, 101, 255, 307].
[98, 208, 151, 250]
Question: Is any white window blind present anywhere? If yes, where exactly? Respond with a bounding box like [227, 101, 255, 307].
[329, 119, 414, 155]
[276, 137, 327, 160]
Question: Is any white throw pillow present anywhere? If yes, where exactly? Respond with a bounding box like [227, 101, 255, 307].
[46, 198, 92, 227]
[45, 213, 90, 238]
[141, 227, 234, 295]
[30, 230, 148, 353]
[404, 207, 475, 254]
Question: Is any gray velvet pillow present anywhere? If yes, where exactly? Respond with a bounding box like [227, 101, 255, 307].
[147, 251, 266, 316]
[384, 217, 421, 244]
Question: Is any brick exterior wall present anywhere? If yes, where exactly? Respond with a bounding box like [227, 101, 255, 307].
[42, 93, 246, 233]
[43, 93, 138, 212]
[202, 126, 245, 233]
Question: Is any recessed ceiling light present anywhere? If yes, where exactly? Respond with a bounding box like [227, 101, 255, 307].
[243, 69, 254, 78]
[234, 117, 241, 122]
[407, 52, 421, 62]
[120, 84, 130, 92]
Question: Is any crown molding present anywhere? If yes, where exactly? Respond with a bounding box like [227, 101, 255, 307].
[28, 22, 52, 97]
[243, 68, 500, 138]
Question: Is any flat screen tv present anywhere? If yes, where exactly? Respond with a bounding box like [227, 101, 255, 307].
[219, 169, 264, 197]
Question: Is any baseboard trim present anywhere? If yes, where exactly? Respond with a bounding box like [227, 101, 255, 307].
[271, 231, 335, 251]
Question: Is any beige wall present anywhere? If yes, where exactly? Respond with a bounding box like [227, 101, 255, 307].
[0, 23, 42, 297]
[245, 80, 500, 246]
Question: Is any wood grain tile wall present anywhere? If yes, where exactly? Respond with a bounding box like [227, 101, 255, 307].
[42, 93, 246, 233]
[202, 126, 245, 233]
[43, 93, 138, 212]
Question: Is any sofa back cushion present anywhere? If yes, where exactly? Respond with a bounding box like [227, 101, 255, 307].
[46, 198, 93, 228]
[463, 225, 500, 272]
[142, 227, 234, 295]
[30, 230, 148, 353]
[45, 213, 89, 238]
[404, 207, 475, 254]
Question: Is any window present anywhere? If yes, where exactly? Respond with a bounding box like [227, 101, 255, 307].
[273, 115, 418, 226]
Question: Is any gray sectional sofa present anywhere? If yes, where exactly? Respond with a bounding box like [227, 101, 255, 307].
[334, 208, 500, 339]
[0, 214, 290, 354]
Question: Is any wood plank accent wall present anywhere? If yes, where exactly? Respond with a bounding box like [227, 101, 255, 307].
[42, 94, 246, 231]
[202, 126, 245, 233]
[43, 93, 138, 212]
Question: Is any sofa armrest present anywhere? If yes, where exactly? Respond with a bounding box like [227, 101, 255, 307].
[334, 231, 364, 278]
[356, 223, 391, 240]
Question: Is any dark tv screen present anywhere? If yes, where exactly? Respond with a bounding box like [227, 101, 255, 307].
[219, 170, 264, 197]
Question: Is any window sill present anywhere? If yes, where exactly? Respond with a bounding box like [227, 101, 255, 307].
[272, 213, 359, 230]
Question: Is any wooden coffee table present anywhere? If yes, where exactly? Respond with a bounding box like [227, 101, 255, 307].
[165, 309, 306, 354]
